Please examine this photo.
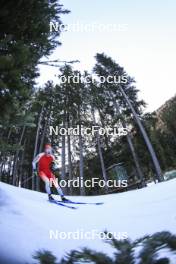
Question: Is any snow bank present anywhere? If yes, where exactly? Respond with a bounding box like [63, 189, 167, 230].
[0, 179, 176, 263]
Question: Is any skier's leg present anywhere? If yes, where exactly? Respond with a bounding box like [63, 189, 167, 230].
[39, 172, 53, 199]
[44, 179, 51, 195]
[55, 183, 64, 196]
[50, 174, 64, 197]
[49, 173, 69, 201]
[53, 179, 70, 201]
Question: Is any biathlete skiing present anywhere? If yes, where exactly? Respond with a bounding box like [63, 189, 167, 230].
[32, 143, 68, 202]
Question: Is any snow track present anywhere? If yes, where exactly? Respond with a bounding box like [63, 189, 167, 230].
[0, 179, 176, 263]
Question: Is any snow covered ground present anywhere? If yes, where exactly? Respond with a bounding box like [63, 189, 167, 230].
[0, 179, 176, 263]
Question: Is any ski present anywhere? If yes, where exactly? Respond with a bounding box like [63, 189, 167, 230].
[59, 200, 104, 206]
[49, 199, 77, 209]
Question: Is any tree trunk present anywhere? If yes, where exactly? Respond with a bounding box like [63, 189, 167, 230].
[126, 133, 145, 184]
[12, 126, 26, 186]
[67, 113, 73, 195]
[39, 115, 48, 153]
[119, 86, 163, 182]
[97, 108, 110, 149]
[78, 106, 85, 195]
[61, 109, 66, 181]
[19, 138, 26, 187]
[112, 95, 145, 184]
[92, 107, 108, 192]
[33, 105, 44, 190]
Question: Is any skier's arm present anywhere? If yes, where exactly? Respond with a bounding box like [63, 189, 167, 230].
[32, 153, 44, 170]
[51, 154, 56, 162]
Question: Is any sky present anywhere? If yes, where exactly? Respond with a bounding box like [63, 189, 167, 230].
[38, 0, 176, 112]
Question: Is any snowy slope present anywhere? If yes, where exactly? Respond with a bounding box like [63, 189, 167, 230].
[0, 179, 176, 263]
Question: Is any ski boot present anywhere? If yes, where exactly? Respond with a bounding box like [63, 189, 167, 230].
[48, 194, 55, 201]
[61, 196, 70, 202]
